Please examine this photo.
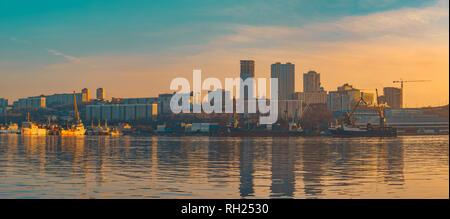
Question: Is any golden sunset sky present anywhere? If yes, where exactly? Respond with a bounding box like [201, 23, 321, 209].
[1, 0, 448, 107]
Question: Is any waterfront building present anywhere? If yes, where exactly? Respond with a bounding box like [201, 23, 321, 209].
[0, 98, 7, 114]
[15, 96, 46, 109]
[327, 84, 374, 111]
[271, 62, 295, 120]
[384, 87, 402, 109]
[303, 71, 321, 92]
[158, 93, 174, 115]
[293, 91, 327, 105]
[271, 62, 295, 101]
[45, 93, 84, 106]
[207, 89, 232, 112]
[85, 103, 157, 122]
[117, 97, 158, 105]
[240, 60, 255, 100]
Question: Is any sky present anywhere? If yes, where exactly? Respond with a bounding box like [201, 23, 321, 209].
[0, 0, 448, 107]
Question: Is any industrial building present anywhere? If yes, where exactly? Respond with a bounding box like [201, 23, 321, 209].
[352, 108, 449, 135]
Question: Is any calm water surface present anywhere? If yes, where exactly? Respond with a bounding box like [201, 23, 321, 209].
[0, 135, 448, 199]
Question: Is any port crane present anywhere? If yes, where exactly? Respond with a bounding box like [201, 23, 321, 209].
[375, 89, 386, 128]
[342, 92, 367, 126]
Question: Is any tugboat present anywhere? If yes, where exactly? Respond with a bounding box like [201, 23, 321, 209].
[330, 90, 397, 137]
[60, 92, 86, 136]
[21, 113, 47, 136]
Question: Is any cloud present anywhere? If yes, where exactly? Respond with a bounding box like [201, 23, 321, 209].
[46, 48, 80, 62]
[10, 37, 31, 44]
[2, 0, 448, 107]
[208, 0, 448, 48]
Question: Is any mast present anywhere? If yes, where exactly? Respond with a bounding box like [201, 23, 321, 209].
[73, 91, 80, 124]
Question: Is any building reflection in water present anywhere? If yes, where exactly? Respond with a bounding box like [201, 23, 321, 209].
[300, 139, 328, 198]
[0, 134, 439, 198]
[377, 139, 405, 186]
[270, 138, 296, 198]
[239, 138, 255, 197]
[206, 138, 238, 189]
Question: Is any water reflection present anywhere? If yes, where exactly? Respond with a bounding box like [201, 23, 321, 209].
[0, 135, 447, 198]
[239, 138, 255, 197]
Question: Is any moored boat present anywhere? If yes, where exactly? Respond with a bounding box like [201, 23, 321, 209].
[0, 123, 19, 134]
[59, 91, 86, 136]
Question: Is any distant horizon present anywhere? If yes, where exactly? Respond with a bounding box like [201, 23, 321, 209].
[1, 0, 448, 107]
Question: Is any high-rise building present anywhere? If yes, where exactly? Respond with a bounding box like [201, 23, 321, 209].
[240, 60, 255, 100]
[303, 71, 321, 92]
[96, 88, 105, 101]
[384, 87, 402, 109]
[0, 98, 8, 114]
[82, 88, 90, 103]
[0, 98, 7, 108]
[240, 60, 255, 77]
[271, 62, 295, 100]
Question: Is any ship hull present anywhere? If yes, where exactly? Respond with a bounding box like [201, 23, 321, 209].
[0, 130, 19, 134]
[60, 130, 86, 136]
[330, 128, 397, 137]
[228, 129, 304, 137]
[21, 128, 47, 136]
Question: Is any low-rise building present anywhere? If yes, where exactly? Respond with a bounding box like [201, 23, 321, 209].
[327, 84, 374, 111]
[15, 96, 46, 109]
[85, 103, 158, 123]
[293, 91, 327, 105]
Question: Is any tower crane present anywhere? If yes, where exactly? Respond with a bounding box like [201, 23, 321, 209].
[392, 79, 431, 91]
[392, 79, 430, 108]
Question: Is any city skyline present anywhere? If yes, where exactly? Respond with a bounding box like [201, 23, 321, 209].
[1, 0, 449, 107]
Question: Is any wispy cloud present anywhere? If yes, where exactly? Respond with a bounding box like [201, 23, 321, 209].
[10, 37, 31, 44]
[46, 48, 80, 62]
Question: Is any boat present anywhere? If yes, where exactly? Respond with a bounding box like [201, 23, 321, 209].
[228, 127, 303, 137]
[0, 123, 19, 134]
[59, 92, 86, 136]
[60, 123, 86, 136]
[330, 90, 397, 137]
[87, 120, 121, 136]
[329, 124, 397, 137]
[21, 113, 47, 136]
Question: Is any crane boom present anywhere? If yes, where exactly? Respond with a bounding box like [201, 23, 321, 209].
[392, 79, 431, 108]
